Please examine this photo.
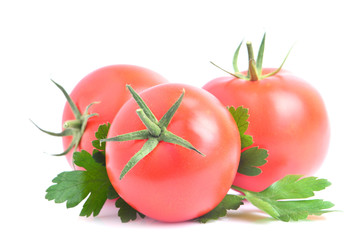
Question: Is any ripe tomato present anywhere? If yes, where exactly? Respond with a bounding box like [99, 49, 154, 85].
[61, 64, 167, 168]
[105, 83, 240, 222]
[203, 68, 330, 192]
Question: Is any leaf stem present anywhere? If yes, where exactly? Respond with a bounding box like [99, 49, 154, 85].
[246, 42, 259, 81]
[231, 185, 249, 195]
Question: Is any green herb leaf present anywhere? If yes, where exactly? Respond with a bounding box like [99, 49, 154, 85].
[237, 147, 268, 176]
[107, 185, 120, 200]
[92, 123, 111, 151]
[228, 106, 267, 176]
[228, 106, 253, 149]
[91, 123, 111, 165]
[196, 194, 244, 223]
[233, 175, 335, 221]
[116, 198, 146, 223]
[45, 150, 113, 217]
[92, 149, 106, 165]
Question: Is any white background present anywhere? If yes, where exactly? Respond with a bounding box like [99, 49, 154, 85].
[1, 0, 359, 239]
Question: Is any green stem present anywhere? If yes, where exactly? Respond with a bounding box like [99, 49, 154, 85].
[231, 185, 248, 194]
[246, 42, 259, 81]
[63, 119, 82, 129]
[246, 41, 255, 62]
[136, 109, 161, 137]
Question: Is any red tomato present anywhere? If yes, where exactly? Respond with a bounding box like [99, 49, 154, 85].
[105, 83, 240, 222]
[203, 68, 330, 192]
[62, 64, 167, 168]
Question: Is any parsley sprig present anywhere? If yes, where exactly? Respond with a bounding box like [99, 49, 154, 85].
[232, 175, 334, 221]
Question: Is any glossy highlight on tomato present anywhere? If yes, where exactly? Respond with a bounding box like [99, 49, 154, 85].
[105, 83, 241, 222]
[203, 68, 330, 192]
[62, 64, 168, 168]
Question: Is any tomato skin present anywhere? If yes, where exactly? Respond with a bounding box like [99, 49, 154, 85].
[203, 69, 330, 192]
[106, 83, 240, 222]
[62, 64, 168, 168]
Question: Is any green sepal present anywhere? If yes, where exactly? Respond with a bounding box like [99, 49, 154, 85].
[126, 84, 158, 123]
[256, 33, 266, 74]
[101, 130, 150, 143]
[51, 79, 81, 118]
[232, 39, 243, 73]
[30, 121, 74, 137]
[160, 130, 205, 156]
[158, 89, 185, 128]
[119, 137, 159, 180]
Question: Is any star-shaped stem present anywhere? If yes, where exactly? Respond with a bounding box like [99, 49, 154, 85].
[101, 85, 205, 180]
[211, 33, 293, 81]
[31, 80, 99, 163]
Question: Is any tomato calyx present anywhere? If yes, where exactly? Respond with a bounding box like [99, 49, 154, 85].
[31, 80, 99, 161]
[101, 85, 205, 180]
[210, 33, 292, 81]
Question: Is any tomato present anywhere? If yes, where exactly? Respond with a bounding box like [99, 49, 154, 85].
[203, 35, 330, 192]
[203, 68, 330, 192]
[61, 64, 168, 168]
[105, 83, 241, 222]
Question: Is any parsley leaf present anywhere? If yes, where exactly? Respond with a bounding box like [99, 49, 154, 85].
[91, 123, 111, 165]
[45, 150, 112, 217]
[196, 194, 245, 223]
[228, 106, 253, 149]
[228, 106, 268, 176]
[116, 198, 146, 223]
[92, 123, 110, 151]
[232, 175, 335, 221]
[237, 147, 268, 176]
